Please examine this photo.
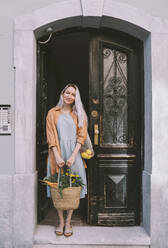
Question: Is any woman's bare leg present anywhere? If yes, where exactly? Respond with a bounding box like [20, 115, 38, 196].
[66, 209, 73, 224]
[64, 209, 73, 236]
[56, 209, 64, 234]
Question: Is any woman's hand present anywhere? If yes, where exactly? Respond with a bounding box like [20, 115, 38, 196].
[66, 153, 76, 167]
[55, 155, 65, 168]
[52, 147, 65, 168]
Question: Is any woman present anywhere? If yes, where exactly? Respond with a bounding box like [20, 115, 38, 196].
[46, 83, 88, 237]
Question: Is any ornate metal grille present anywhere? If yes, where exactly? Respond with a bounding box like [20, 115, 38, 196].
[102, 47, 128, 146]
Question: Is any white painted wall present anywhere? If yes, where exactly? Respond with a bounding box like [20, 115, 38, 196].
[0, 17, 15, 174]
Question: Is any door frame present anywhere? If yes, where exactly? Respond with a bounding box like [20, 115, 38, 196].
[35, 19, 151, 228]
[36, 27, 145, 225]
[14, 9, 152, 246]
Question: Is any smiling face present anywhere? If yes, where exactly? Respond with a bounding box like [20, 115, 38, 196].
[63, 86, 76, 106]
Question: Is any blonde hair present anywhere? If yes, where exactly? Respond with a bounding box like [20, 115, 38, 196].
[56, 84, 88, 128]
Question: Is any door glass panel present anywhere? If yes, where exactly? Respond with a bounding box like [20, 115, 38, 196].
[102, 47, 128, 146]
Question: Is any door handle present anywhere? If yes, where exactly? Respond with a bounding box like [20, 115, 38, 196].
[94, 124, 99, 145]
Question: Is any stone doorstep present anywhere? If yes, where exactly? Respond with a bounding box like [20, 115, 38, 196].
[33, 245, 149, 248]
[34, 225, 150, 247]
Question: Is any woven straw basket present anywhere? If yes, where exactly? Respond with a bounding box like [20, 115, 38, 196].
[51, 186, 81, 210]
[50, 168, 81, 210]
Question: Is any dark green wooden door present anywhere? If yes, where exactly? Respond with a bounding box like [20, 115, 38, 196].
[88, 32, 143, 226]
[36, 44, 50, 222]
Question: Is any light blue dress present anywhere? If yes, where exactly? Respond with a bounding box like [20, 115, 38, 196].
[47, 113, 87, 199]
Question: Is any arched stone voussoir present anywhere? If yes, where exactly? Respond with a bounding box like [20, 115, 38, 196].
[81, 0, 104, 17]
[34, 0, 82, 30]
[103, 0, 152, 32]
[15, 0, 82, 32]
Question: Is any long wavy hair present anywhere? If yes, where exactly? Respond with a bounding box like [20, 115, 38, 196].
[56, 83, 88, 128]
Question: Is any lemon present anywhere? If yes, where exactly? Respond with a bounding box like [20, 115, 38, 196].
[86, 149, 92, 155]
[81, 152, 88, 159]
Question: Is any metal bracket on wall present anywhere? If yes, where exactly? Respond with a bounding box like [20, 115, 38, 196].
[38, 27, 53, 44]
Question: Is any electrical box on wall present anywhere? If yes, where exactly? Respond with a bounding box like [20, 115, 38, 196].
[0, 105, 11, 135]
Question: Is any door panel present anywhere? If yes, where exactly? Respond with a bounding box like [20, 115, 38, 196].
[36, 44, 50, 222]
[88, 33, 142, 226]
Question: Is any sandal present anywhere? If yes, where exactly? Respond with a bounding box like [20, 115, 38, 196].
[64, 224, 73, 237]
[55, 226, 64, 236]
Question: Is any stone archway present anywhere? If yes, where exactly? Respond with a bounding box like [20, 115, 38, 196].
[14, 1, 154, 247]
